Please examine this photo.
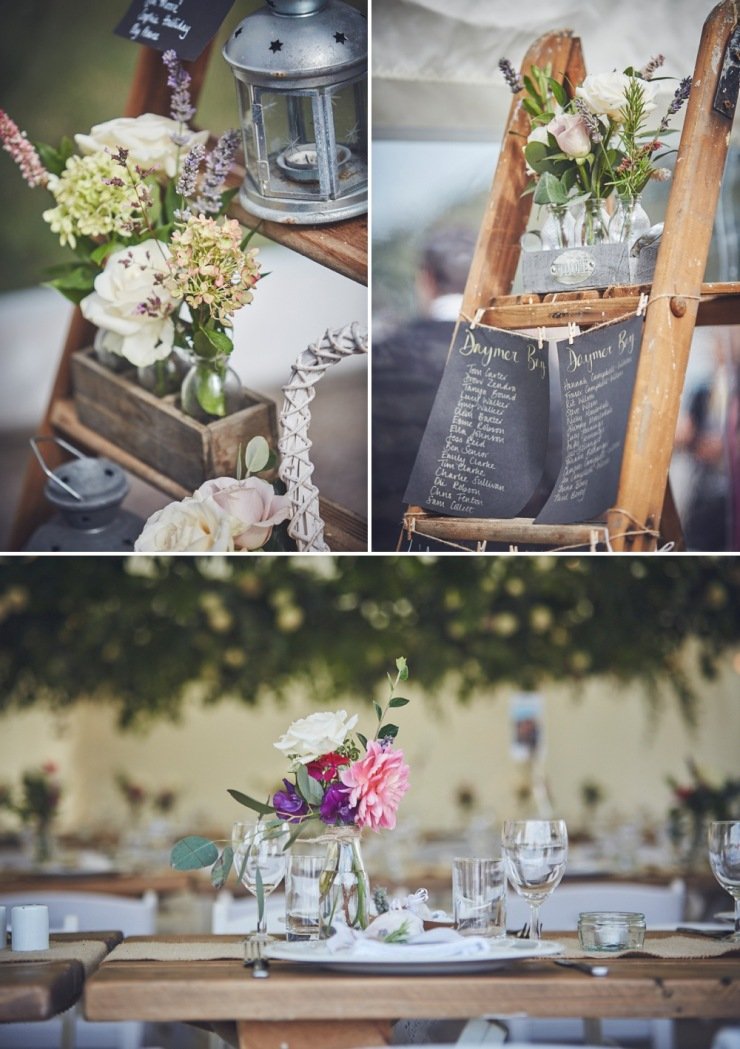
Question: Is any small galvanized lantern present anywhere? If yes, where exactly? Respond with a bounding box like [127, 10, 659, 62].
[25, 437, 143, 552]
[223, 0, 367, 224]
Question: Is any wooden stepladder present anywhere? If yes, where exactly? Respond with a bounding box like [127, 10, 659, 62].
[403, 0, 740, 553]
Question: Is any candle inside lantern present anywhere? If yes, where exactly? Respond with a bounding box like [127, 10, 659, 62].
[11, 905, 49, 951]
[286, 148, 319, 168]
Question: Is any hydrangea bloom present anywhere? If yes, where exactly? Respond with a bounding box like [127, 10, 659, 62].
[165, 215, 261, 325]
[42, 151, 146, 248]
[340, 740, 410, 831]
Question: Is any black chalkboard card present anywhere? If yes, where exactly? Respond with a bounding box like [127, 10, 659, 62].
[404, 323, 550, 519]
[536, 313, 644, 525]
[115, 0, 236, 61]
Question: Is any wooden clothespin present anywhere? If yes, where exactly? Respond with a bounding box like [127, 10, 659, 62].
[471, 308, 485, 330]
[636, 292, 649, 317]
[537, 326, 547, 349]
[567, 322, 578, 345]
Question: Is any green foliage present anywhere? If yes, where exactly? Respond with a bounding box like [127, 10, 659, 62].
[0, 557, 738, 728]
[170, 836, 219, 870]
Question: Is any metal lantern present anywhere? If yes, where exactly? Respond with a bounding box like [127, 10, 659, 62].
[223, 0, 367, 224]
[24, 437, 143, 552]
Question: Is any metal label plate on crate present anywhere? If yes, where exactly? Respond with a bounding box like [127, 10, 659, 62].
[522, 243, 632, 293]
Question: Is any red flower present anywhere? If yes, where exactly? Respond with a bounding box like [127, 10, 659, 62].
[307, 751, 350, 783]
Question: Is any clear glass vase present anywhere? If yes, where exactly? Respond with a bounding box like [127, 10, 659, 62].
[608, 194, 651, 249]
[540, 203, 575, 250]
[180, 355, 245, 421]
[574, 198, 610, 246]
[318, 828, 369, 938]
[136, 352, 185, 398]
[93, 328, 129, 372]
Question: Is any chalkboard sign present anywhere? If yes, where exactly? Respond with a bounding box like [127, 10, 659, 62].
[115, 0, 236, 61]
[404, 323, 550, 518]
[535, 313, 644, 524]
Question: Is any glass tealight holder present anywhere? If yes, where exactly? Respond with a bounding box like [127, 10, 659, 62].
[577, 911, 646, 952]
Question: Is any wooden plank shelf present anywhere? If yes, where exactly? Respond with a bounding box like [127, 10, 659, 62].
[49, 398, 367, 552]
[403, 508, 608, 550]
[480, 282, 740, 330]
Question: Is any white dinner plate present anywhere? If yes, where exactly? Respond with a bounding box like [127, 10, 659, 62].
[264, 937, 563, 975]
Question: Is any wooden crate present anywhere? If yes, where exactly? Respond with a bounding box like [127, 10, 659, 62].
[70, 349, 278, 492]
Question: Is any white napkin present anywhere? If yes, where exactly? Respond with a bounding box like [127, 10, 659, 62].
[325, 924, 492, 961]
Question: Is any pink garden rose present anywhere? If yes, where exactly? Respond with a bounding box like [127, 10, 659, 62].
[340, 740, 410, 831]
[546, 113, 591, 159]
[194, 476, 291, 551]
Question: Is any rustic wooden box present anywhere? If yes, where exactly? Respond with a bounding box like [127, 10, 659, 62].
[70, 349, 278, 492]
[521, 242, 658, 294]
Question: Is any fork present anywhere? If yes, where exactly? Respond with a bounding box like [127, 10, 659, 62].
[243, 937, 270, 978]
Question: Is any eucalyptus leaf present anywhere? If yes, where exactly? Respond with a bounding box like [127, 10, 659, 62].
[227, 789, 274, 816]
[378, 723, 399, 740]
[357, 732, 368, 751]
[244, 436, 270, 475]
[170, 835, 219, 871]
[211, 846, 234, 888]
[374, 701, 383, 722]
[388, 697, 409, 708]
[255, 864, 265, 922]
[296, 764, 324, 806]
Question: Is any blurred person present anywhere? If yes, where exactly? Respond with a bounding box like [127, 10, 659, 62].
[371, 225, 477, 550]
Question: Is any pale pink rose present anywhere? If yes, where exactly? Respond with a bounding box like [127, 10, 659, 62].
[546, 113, 591, 159]
[340, 741, 410, 831]
[194, 476, 291, 551]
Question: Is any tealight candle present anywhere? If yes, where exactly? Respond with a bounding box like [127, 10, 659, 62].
[11, 905, 49, 951]
[0, 905, 6, 949]
[577, 910, 645, 952]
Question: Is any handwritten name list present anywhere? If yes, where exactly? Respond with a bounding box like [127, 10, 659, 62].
[115, 0, 235, 61]
[405, 324, 549, 518]
[536, 313, 643, 524]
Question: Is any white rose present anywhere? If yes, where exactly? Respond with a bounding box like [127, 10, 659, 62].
[75, 113, 209, 180]
[80, 240, 179, 367]
[273, 710, 360, 765]
[576, 72, 658, 122]
[194, 477, 291, 551]
[134, 496, 235, 552]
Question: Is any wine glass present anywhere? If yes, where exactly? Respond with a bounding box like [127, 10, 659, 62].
[707, 820, 740, 941]
[501, 818, 568, 941]
[232, 819, 290, 942]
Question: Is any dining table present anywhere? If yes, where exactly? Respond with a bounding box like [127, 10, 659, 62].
[0, 930, 123, 1023]
[83, 932, 740, 1049]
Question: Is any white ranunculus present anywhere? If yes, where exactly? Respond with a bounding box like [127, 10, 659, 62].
[75, 113, 209, 179]
[80, 240, 179, 368]
[134, 496, 236, 552]
[274, 710, 360, 765]
[576, 72, 658, 122]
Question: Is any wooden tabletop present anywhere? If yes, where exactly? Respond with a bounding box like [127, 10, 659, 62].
[0, 870, 194, 898]
[0, 931, 123, 1023]
[84, 934, 740, 1049]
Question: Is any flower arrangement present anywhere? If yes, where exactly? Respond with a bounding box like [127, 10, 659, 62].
[0, 50, 261, 417]
[170, 657, 411, 889]
[499, 55, 691, 247]
[134, 436, 292, 552]
[116, 772, 178, 818]
[0, 762, 62, 863]
[667, 760, 740, 870]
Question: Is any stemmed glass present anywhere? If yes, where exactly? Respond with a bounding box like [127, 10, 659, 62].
[707, 820, 740, 941]
[232, 819, 290, 943]
[501, 818, 568, 941]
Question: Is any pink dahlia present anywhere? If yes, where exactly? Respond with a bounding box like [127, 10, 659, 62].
[340, 740, 410, 831]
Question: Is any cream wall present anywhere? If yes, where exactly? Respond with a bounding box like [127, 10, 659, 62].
[0, 657, 738, 840]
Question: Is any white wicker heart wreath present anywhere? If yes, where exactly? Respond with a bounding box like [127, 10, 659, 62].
[278, 322, 368, 552]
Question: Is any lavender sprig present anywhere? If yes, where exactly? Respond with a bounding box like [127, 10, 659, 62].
[498, 58, 523, 94]
[192, 129, 240, 214]
[162, 49, 196, 126]
[640, 54, 665, 80]
[659, 76, 692, 133]
[176, 142, 205, 201]
[574, 98, 603, 144]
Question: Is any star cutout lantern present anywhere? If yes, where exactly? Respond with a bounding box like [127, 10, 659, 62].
[334, 32, 347, 44]
[269, 39, 283, 53]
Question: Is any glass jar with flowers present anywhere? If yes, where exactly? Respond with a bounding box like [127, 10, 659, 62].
[0, 51, 263, 413]
[171, 657, 411, 937]
[0, 763, 62, 866]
